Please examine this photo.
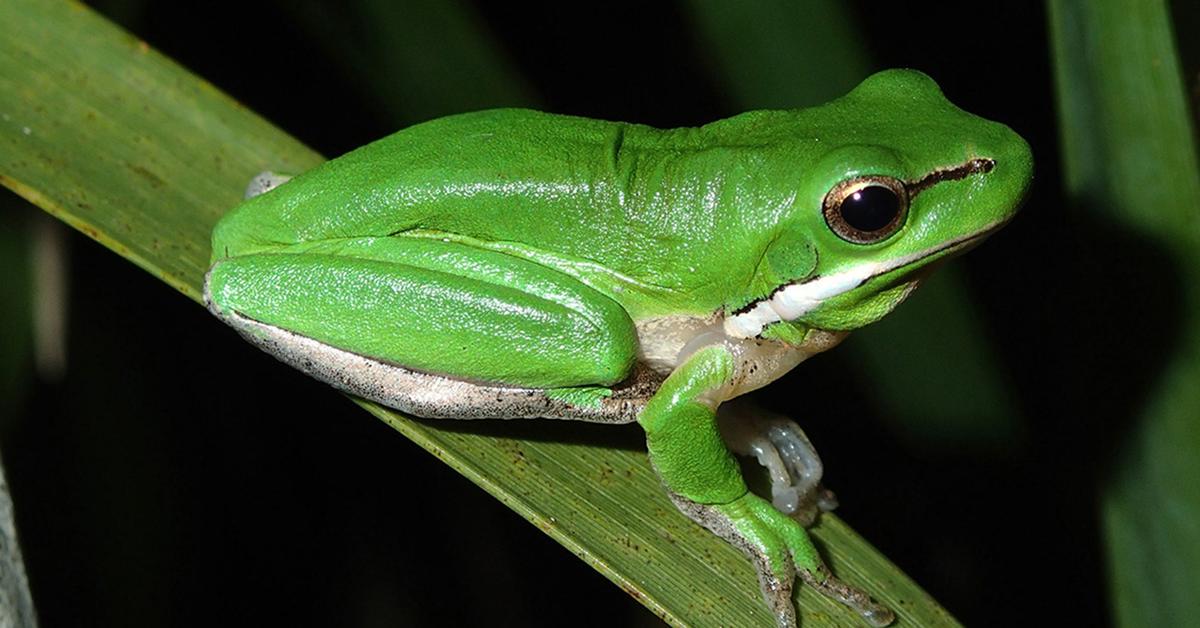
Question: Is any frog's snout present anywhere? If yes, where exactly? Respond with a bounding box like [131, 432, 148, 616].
[989, 125, 1035, 216]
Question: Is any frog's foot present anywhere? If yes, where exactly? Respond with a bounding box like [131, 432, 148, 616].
[718, 402, 838, 525]
[800, 565, 896, 628]
[671, 492, 894, 628]
[243, 171, 293, 199]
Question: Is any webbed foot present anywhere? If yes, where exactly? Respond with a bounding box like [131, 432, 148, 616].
[671, 492, 894, 627]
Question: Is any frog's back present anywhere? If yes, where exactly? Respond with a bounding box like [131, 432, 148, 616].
[215, 109, 773, 275]
[214, 110, 653, 256]
[211, 108, 805, 323]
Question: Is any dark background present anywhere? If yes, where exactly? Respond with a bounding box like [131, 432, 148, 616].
[5, 1, 1189, 626]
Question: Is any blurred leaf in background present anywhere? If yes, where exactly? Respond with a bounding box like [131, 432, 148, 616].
[282, 0, 536, 122]
[1051, 1, 1200, 626]
[0, 202, 32, 425]
[684, 0, 868, 107]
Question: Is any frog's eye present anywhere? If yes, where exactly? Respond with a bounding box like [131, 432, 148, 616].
[822, 176, 908, 244]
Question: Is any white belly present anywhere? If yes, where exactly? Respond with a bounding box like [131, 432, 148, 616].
[634, 314, 848, 400]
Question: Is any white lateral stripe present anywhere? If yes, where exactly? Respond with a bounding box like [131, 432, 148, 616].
[771, 264, 880, 319]
[722, 264, 878, 338]
[721, 224, 998, 339]
[720, 218, 1003, 341]
[724, 301, 775, 338]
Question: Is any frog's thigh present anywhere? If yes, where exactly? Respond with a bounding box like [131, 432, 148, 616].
[206, 237, 637, 389]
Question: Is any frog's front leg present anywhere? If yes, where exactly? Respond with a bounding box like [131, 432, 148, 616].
[640, 345, 893, 628]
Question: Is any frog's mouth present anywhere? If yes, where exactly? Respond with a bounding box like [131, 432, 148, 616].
[723, 224, 1000, 338]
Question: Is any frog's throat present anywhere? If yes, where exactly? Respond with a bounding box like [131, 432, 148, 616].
[723, 224, 998, 339]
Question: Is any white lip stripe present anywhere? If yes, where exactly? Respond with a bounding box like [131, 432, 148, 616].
[724, 301, 775, 338]
[772, 265, 879, 318]
[722, 224, 1000, 339]
[723, 265, 877, 338]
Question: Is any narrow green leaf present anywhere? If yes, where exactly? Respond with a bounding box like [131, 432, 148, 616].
[0, 1, 957, 624]
[1049, 2, 1200, 626]
[683, 0, 869, 108]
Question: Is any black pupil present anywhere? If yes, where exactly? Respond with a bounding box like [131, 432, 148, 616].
[840, 185, 900, 232]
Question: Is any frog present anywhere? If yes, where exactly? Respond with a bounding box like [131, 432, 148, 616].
[203, 69, 1033, 627]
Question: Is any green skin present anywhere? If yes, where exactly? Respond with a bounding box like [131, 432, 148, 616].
[205, 70, 1032, 626]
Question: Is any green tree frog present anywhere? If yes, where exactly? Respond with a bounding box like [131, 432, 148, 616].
[204, 69, 1032, 627]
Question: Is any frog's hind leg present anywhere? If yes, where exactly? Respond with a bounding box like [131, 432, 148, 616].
[205, 235, 640, 420]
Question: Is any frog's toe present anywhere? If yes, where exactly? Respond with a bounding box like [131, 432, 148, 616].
[800, 565, 896, 627]
[685, 492, 894, 627]
[717, 404, 833, 521]
[787, 486, 839, 527]
[751, 552, 799, 628]
[244, 171, 293, 199]
[669, 492, 798, 627]
[814, 486, 839, 513]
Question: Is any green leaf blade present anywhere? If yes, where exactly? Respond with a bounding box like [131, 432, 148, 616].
[1049, 1, 1200, 626]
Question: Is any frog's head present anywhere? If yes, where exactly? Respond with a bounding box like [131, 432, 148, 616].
[725, 69, 1032, 339]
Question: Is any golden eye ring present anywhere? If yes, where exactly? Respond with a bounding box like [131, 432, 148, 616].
[822, 176, 908, 244]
